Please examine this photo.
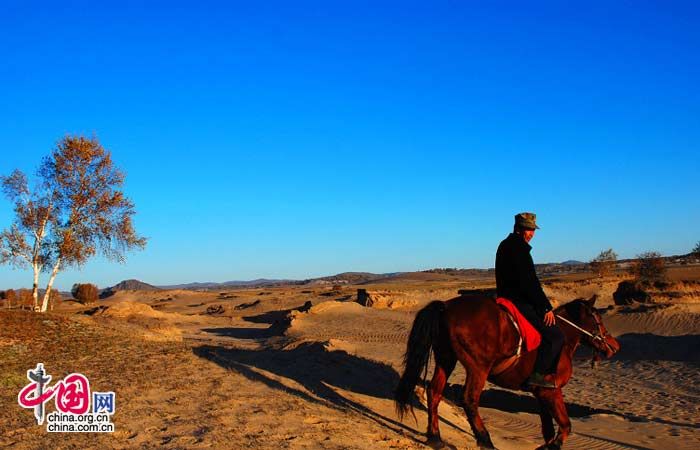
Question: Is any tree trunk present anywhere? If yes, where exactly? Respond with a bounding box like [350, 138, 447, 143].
[40, 258, 61, 313]
[31, 218, 48, 311]
[32, 263, 40, 311]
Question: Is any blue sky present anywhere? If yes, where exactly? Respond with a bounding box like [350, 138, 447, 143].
[1, 1, 699, 290]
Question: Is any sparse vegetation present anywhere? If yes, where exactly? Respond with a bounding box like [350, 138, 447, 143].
[629, 251, 667, 285]
[47, 289, 61, 311]
[71, 283, 100, 304]
[0, 135, 146, 312]
[590, 248, 618, 278]
[18, 289, 34, 310]
[1, 289, 16, 309]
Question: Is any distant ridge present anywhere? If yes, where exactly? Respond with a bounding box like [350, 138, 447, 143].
[159, 279, 295, 290]
[561, 260, 586, 266]
[158, 273, 404, 290]
[303, 272, 404, 285]
[136, 254, 700, 292]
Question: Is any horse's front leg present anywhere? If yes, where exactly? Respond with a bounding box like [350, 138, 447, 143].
[534, 388, 571, 449]
[536, 396, 555, 443]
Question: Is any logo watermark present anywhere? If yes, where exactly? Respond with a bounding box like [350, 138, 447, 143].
[17, 363, 115, 433]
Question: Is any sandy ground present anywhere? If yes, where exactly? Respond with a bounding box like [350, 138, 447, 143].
[1, 273, 699, 449]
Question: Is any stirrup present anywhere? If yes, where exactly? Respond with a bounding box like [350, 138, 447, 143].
[527, 372, 556, 388]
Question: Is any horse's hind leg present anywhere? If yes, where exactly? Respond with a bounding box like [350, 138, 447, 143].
[462, 366, 495, 449]
[427, 350, 457, 444]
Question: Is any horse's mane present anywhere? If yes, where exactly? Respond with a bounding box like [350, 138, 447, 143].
[555, 298, 590, 320]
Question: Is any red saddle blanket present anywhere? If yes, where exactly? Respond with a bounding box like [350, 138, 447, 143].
[495, 297, 541, 351]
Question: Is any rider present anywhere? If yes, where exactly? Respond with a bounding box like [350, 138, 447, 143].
[495, 212, 564, 388]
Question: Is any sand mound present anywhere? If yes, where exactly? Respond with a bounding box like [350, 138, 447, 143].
[307, 300, 365, 315]
[604, 303, 700, 336]
[543, 279, 620, 307]
[98, 301, 183, 342]
[360, 291, 419, 309]
[357, 288, 464, 310]
[101, 301, 169, 318]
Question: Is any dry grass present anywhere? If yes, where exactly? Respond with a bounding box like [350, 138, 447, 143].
[0, 310, 191, 448]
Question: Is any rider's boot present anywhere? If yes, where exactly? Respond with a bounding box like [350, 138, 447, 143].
[527, 372, 557, 388]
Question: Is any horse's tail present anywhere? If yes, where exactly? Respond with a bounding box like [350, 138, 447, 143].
[395, 300, 446, 420]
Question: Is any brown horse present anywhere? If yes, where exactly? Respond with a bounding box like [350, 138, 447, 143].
[395, 295, 620, 449]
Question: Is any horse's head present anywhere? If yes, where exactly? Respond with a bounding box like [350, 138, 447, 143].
[563, 295, 620, 359]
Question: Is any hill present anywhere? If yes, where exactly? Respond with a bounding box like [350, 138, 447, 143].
[100, 279, 160, 298]
[110, 279, 160, 291]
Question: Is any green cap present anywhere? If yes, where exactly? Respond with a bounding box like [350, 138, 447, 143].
[515, 212, 540, 230]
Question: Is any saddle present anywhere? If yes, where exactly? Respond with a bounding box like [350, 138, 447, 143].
[491, 297, 542, 376]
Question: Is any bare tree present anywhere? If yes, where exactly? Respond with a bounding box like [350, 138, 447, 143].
[589, 248, 618, 278]
[629, 251, 666, 285]
[0, 135, 146, 312]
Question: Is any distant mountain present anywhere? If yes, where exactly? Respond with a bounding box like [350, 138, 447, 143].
[108, 279, 160, 291]
[303, 272, 403, 285]
[157, 273, 404, 290]
[98, 279, 159, 299]
[159, 279, 296, 290]
[561, 260, 586, 266]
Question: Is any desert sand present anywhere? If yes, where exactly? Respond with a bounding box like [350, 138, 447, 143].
[1, 269, 699, 449]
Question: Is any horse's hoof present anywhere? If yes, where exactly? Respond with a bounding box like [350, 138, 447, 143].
[425, 435, 445, 449]
[535, 444, 560, 450]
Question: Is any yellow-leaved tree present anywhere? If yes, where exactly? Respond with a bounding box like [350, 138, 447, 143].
[0, 135, 146, 312]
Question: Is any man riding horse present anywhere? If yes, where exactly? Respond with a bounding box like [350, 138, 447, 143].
[395, 211, 621, 448]
[496, 212, 564, 388]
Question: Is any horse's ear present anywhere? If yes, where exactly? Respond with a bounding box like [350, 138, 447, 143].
[586, 294, 598, 308]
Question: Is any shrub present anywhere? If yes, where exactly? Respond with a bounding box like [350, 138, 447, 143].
[613, 280, 651, 305]
[71, 283, 99, 304]
[589, 248, 618, 277]
[629, 251, 666, 285]
[18, 289, 34, 310]
[4, 289, 17, 308]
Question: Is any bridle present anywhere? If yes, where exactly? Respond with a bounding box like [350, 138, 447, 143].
[555, 309, 615, 355]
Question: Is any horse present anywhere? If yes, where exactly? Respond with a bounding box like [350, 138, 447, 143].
[394, 295, 620, 449]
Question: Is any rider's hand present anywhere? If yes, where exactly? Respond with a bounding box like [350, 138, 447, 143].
[543, 310, 556, 326]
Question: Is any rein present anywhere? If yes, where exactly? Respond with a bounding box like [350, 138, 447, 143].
[555, 313, 614, 354]
[555, 314, 597, 340]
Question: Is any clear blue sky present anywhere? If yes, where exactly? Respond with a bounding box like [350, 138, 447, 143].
[1, 1, 699, 290]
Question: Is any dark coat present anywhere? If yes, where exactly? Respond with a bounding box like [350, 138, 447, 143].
[495, 233, 552, 317]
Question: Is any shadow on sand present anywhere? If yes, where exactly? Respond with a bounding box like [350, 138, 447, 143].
[192, 339, 677, 448]
[192, 342, 463, 449]
[441, 385, 615, 418]
[241, 301, 313, 324]
[613, 333, 700, 362]
[199, 327, 280, 339]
